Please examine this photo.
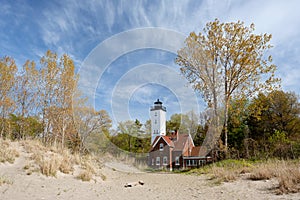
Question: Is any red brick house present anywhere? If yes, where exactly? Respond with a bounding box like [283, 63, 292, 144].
[148, 131, 212, 170]
[148, 99, 212, 171]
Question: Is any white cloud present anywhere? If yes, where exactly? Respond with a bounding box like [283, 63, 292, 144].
[2, 0, 300, 125]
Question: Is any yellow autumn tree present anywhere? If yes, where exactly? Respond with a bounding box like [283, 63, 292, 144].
[39, 50, 79, 147]
[176, 19, 280, 153]
[0, 57, 17, 138]
[39, 50, 60, 143]
[15, 60, 39, 139]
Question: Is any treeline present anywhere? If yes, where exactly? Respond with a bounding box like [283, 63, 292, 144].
[151, 90, 300, 160]
[0, 51, 111, 152]
[227, 90, 300, 159]
[1, 50, 300, 159]
[104, 91, 300, 160]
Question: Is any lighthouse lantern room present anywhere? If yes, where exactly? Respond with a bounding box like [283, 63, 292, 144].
[150, 99, 166, 144]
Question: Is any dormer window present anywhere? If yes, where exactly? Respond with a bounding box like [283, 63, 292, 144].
[159, 143, 164, 151]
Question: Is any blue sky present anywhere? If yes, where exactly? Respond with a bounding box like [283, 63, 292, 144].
[1, 0, 300, 126]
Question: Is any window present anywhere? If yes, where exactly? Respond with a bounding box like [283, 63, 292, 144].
[192, 160, 195, 166]
[154, 120, 157, 124]
[156, 157, 160, 165]
[159, 143, 164, 151]
[187, 160, 190, 166]
[175, 156, 180, 165]
[151, 158, 154, 166]
[154, 112, 157, 116]
[163, 156, 167, 165]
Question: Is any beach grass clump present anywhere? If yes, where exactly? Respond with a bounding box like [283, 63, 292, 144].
[0, 175, 12, 185]
[77, 169, 93, 181]
[0, 139, 19, 164]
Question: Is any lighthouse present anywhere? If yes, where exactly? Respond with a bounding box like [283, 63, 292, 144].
[150, 99, 166, 144]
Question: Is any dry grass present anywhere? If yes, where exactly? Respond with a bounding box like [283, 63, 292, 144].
[248, 161, 275, 181]
[0, 139, 19, 164]
[20, 139, 100, 179]
[21, 139, 47, 154]
[190, 159, 300, 194]
[247, 160, 300, 194]
[0, 175, 12, 186]
[39, 155, 61, 177]
[59, 150, 74, 174]
[188, 159, 254, 183]
[210, 167, 238, 182]
[0, 138, 101, 181]
[77, 170, 93, 181]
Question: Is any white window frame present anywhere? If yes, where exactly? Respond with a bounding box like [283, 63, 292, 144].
[156, 157, 160, 165]
[159, 143, 164, 151]
[187, 160, 190, 166]
[163, 156, 167, 165]
[175, 156, 180, 165]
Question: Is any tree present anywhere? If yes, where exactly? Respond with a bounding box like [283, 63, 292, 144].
[176, 19, 280, 152]
[116, 120, 140, 152]
[39, 50, 60, 143]
[38, 50, 80, 148]
[142, 119, 151, 135]
[54, 54, 79, 148]
[74, 107, 112, 152]
[166, 113, 190, 134]
[9, 114, 43, 140]
[15, 60, 39, 139]
[0, 56, 17, 138]
[110, 120, 151, 153]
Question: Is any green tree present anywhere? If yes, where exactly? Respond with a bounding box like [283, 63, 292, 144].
[247, 90, 300, 157]
[166, 113, 190, 134]
[176, 19, 280, 152]
[9, 114, 42, 140]
[116, 120, 140, 152]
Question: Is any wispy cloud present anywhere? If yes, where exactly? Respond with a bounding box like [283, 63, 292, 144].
[1, 0, 300, 126]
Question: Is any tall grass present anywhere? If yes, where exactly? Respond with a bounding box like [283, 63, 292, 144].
[21, 139, 99, 179]
[189, 159, 300, 194]
[0, 139, 19, 163]
[188, 159, 254, 182]
[249, 160, 300, 194]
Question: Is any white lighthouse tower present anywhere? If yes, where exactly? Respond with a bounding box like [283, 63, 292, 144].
[150, 99, 166, 144]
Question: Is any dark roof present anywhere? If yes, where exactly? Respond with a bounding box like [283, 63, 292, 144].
[150, 135, 174, 151]
[150, 133, 198, 155]
[173, 134, 191, 151]
[190, 146, 201, 157]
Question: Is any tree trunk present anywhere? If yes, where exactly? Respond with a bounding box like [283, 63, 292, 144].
[224, 96, 229, 154]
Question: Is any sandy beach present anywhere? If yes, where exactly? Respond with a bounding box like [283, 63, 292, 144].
[1, 142, 299, 200]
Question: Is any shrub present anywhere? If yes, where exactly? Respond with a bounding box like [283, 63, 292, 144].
[77, 170, 92, 181]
